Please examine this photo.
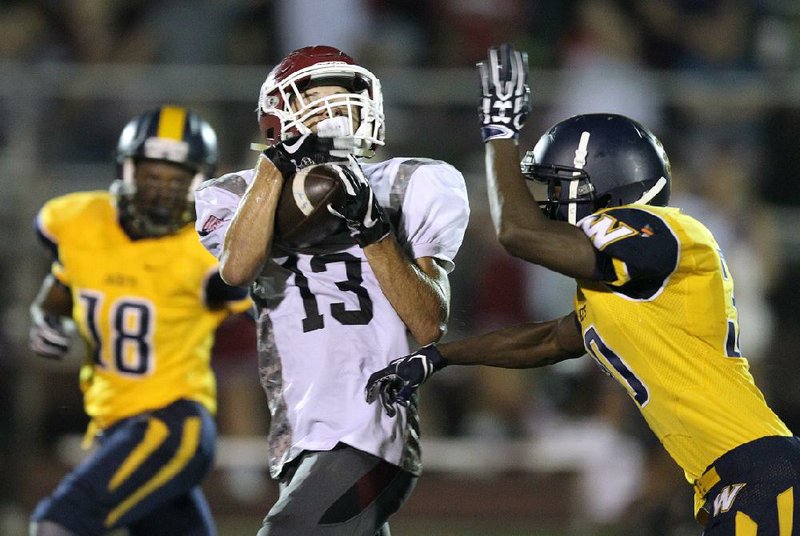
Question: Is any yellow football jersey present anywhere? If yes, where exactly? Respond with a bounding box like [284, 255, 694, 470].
[574, 205, 791, 486]
[36, 191, 251, 430]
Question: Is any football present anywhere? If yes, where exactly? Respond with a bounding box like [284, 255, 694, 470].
[273, 163, 351, 251]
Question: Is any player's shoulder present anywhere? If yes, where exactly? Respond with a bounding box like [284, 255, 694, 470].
[42, 190, 111, 212]
[595, 204, 717, 247]
[578, 204, 681, 253]
[173, 224, 221, 263]
[586, 205, 683, 234]
[361, 157, 465, 197]
[582, 205, 682, 291]
[363, 156, 461, 178]
[593, 204, 679, 222]
[196, 169, 252, 198]
[40, 190, 114, 226]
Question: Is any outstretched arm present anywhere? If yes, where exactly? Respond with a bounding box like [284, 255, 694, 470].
[486, 140, 597, 279]
[365, 312, 585, 415]
[438, 311, 585, 368]
[479, 44, 597, 279]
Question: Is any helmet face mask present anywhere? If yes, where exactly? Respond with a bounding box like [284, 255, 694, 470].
[521, 113, 671, 225]
[258, 45, 385, 158]
[113, 159, 197, 238]
[521, 156, 596, 222]
[288, 84, 362, 138]
[112, 106, 218, 238]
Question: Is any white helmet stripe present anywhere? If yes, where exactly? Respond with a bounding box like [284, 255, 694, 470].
[568, 131, 591, 224]
[634, 176, 668, 205]
[572, 132, 590, 169]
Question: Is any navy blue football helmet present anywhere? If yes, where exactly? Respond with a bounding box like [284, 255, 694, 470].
[112, 106, 218, 237]
[521, 113, 671, 224]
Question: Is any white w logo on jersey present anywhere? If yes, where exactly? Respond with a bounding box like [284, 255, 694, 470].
[579, 214, 636, 250]
[713, 483, 746, 516]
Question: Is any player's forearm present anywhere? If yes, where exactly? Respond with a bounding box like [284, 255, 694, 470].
[485, 139, 559, 257]
[485, 140, 598, 279]
[363, 236, 449, 345]
[220, 156, 284, 286]
[32, 274, 73, 318]
[485, 139, 543, 245]
[437, 314, 585, 369]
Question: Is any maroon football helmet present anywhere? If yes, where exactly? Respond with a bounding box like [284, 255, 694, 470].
[257, 45, 385, 158]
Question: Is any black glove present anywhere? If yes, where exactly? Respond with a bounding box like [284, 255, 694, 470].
[327, 157, 391, 248]
[365, 344, 448, 417]
[477, 43, 531, 142]
[262, 133, 344, 178]
[29, 310, 71, 360]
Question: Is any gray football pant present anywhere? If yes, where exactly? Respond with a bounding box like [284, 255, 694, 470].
[257, 443, 417, 536]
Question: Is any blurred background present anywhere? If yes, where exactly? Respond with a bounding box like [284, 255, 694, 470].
[2, 0, 800, 534]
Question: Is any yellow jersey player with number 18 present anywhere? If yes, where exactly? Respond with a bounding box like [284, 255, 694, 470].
[28, 106, 252, 536]
[367, 44, 800, 535]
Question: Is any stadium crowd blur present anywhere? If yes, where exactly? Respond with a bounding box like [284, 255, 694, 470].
[2, 1, 800, 534]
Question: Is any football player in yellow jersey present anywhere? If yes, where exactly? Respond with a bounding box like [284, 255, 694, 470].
[28, 106, 252, 536]
[366, 44, 800, 534]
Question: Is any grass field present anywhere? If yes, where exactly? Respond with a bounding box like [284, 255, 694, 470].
[214, 516, 615, 536]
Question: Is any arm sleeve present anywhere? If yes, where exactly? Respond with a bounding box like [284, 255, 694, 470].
[398, 162, 470, 273]
[579, 207, 679, 293]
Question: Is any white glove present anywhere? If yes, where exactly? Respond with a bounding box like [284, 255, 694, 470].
[29, 309, 72, 360]
[477, 43, 531, 142]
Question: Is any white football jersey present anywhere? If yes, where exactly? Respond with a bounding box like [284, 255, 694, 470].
[195, 157, 470, 478]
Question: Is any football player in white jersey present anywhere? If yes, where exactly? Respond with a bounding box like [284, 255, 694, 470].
[194, 45, 470, 536]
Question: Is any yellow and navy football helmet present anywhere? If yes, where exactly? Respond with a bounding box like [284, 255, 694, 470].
[112, 105, 218, 238]
[257, 45, 384, 158]
[522, 113, 671, 225]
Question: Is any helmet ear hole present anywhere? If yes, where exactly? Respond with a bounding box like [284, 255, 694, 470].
[258, 113, 276, 143]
